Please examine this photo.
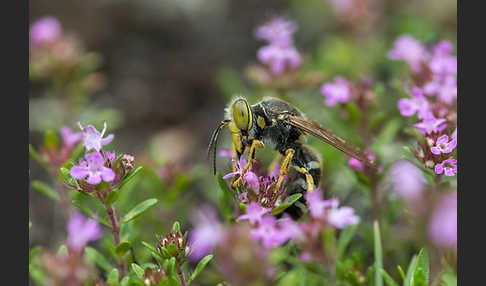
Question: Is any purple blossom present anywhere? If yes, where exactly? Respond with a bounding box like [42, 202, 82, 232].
[429, 41, 457, 76]
[305, 189, 334, 220]
[388, 160, 426, 201]
[434, 159, 457, 176]
[78, 121, 114, 152]
[397, 87, 431, 119]
[320, 77, 352, 106]
[387, 35, 428, 73]
[61, 126, 82, 148]
[257, 44, 302, 75]
[70, 152, 115, 185]
[451, 128, 457, 141]
[428, 192, 457, 249]
[423, 75, 457, 105]
[430, 135, 457, 155]
[277, 214, 302, 241]
[414, 117, 447, 135]
[327, 206, 360, 229]
[223, 156, 260, 190]
[67, 212, 101, 251]
[189, 207, 224, 260]
[218, 149, 233, 158]
[30, 16, 62, 46]
[237, 202, 271, 225]
[104, 151, 116, 164]
[249, 216, 283, 249]
[348, 151, 376, 172]
[254, 17, 297, 47]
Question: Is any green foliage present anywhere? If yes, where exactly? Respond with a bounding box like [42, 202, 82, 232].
[31, 180, 60, 201]
[121, 198, 158, 224]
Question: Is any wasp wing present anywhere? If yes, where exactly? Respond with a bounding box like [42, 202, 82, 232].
[284, 115, 376, 168]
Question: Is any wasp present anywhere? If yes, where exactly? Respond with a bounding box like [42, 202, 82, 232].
[208, 96, 376, 197]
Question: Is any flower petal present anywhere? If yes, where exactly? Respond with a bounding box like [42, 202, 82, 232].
[101, 167, 115, 182]
[70, 166, 89, 179]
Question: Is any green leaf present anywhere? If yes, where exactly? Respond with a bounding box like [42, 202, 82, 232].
[117, 166, 143, 190]
[29, 144, 48, 169]
[415, 249, 430, 284]
[115, 241, 132, 258]
[188, 254, 213, 284]
[120, 277, 130, 286]
[31, 180, 60, 201]
[216, 172, 236, 221]
[337, 224, 358, 259]
[84, 247, 113, 272]
[131, 263, 145, 280]
[269, 193, 303, 215]
[380, 269, 399, 286]
[397, 265, 406, 282]
[57, 244, 68, 257]
[121, 198, 158, 224]
[71, 192, 110, 226]
[167, 243, 179, 256]
[411, 268, 427, 286]
[104, 189, 121, 206]
[141, 241, 160, 255]
[60, 167, 78, 187]
[373, 221, 383, 286]
[107, 268, 119, 286]
[403, 256, 418, 286]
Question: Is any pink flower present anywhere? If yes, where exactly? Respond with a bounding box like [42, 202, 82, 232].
[257, 44, 302, 75]
[320, 76, 352, 106]
[189, 207, 224, 260]
[223, 156, 260, 190]
[414, 117, 447, 135]
[237, 202, 271, 225]
[423, 75, 457, 105]
[67, 212, 101, 251]
[388, 160, 426, 201]
[348, 150, 376, 172]
[327, 206, 360, 229]
[70, 152, 116, 185]
[218, 149, 233, 158]
[387, 35, 428, 73]
[250, 216, 279, 248]
[305, 189, 334, 219]
[61, 126, 82, 148]
[78, 121, 114, 152]
[434, 159, 457, 176]
[451, 128, 457, 141]
[428, 192, 457, 249]
[397, 87, 431, 119]
[30, 16, 62, 46]
[429, 41, 457, 76]
[254, 17, 297, 47]
[430, 135, 456, 155]
[104, 151, 116, 164]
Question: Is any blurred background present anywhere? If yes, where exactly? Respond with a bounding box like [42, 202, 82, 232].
[29, 0, 456, 284]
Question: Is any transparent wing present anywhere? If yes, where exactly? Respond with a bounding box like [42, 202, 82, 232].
[283, 114, 376, 168]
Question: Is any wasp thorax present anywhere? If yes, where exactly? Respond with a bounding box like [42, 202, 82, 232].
[231, 98, 252, 131]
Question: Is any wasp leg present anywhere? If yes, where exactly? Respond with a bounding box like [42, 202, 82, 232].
[275, 148, 296, 191]
[292, 166, 315, 192]
[232, 139, 264, 188]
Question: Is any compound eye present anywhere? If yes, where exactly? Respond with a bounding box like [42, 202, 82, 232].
[232, 99, 252, 131]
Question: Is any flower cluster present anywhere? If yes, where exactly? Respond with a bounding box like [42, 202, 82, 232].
[29, 16, 104, 94]
[254, 17, 302, 75]
[389, 36, 457, 176]
[321, 76, 376, 108]
[305, 189, 360, 228]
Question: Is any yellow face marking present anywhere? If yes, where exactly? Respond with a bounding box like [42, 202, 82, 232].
[257, 116, 266, 129]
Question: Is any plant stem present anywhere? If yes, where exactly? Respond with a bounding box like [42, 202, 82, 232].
[177, 264, 186, 286]
[97, 191, 126, 278]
